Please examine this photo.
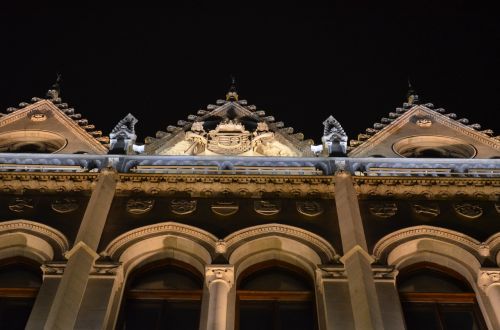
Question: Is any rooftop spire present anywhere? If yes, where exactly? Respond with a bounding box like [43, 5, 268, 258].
[225, 75, 239, 101]
[46, 73, 62, 101]
[406, 78, 419, 105]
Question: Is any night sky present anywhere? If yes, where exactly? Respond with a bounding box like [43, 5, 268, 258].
[1, 3, 499, 144]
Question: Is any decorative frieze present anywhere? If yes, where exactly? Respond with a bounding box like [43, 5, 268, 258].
[126, 198, 154, 214]
[170, 199, 197, 215]
[411, 202, 440, 219]
[296, 201, 324, 217]
[369, 202, 397, 218]
[211, 201, 239, 216]
[9, 197, 36, 213]
[51, 198, 79, 213]
[254, 200, 281, 216]
[454, 202, 483, 219]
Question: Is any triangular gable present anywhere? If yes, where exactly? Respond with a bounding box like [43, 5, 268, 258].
[144, 99, 314, 157]
[0, 99, 109, 154]
[348, 104, 500, 158]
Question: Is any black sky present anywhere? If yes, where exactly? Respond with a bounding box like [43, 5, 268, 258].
[1, 3, 499, 144]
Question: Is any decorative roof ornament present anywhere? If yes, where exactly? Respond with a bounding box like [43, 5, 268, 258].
[46, 73, 62, 101]
[406, 78, 419, 106]
[320, 115, 348, 156]
[109, 113, 138, 154]
[225, 76, 239, 101]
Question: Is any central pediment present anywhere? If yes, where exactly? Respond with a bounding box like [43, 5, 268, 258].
[144, 96, 314, 157]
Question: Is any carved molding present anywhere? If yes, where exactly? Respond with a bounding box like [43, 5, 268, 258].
[0, 220, 69, 254]
[224, 223, 337, 263]
[0, 172, 97, 193]
[103, 222, 218, 259]
[373, 225, 485, 262]
[205, 265, 234, 288]
[354, 176, 500, 200]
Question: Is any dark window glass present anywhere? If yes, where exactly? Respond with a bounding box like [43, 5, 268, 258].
[0, 260, 41, 330]
[237, 263, 316, 330]
[119, 260, 202, 330]
[398, 263, 486, 330]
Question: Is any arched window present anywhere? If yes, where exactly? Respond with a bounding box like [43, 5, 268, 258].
[0, 257, 42, 330]
[237, 261, 317, 330]
[398, 262, 486, 330]
[119, 259, 203, 330]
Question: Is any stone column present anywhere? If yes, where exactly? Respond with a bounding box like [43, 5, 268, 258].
[43, 168, 117, 330]
[477, 269, 500, 329]
[315, 266, 355, 330]
[335, 171, 384, 330]
[373, 267, 406, 330]
[205, 265, 234, 330]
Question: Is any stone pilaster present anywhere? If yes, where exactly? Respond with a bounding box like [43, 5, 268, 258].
[372, 267, 406, 330]
[205, 265, 234, 330]
[315, 266, 355, 330]
[43, 168, 117, 330]
[335, 171, 384, 330]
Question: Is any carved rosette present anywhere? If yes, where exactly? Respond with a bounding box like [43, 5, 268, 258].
[211, 201, 239, 216]
[51, 198, 79, 213]
[126, 198, 155, 215]
[296, 201, 324, 217]
[254, 200, 282, 216]
[411, 202, 440, 220]
[369, 202, 397, 218]
[9, 197, 36, 213]
[170, 199, 197, 215]
[478, 269, 500, 291]
[454, 202, 483, 219]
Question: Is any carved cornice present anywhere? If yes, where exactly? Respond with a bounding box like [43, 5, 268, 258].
[354, 176, 500, 200]
[0, 172, 98, 193]
[373, 225, 487, 263]
[0, 220, 69, 254]
[116, 173, 335, 198]
[224, 223, 338, 263]
[103, 222, 218, 259]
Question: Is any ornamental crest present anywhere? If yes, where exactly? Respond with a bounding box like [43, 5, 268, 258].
[51, 198, 79, 213]
[170, 199, 197, 215]
[454, 202, 483, 219]
[254, 200, 282, 216]
[369, 202, 397, 218]
[411, 202, 440, 219]
[296, 201, 324, 217]
[207, 119, 252, 154]
[211, 201, 239, 216]
[9, 198, 35, 213]
[126, 198, 154, 215]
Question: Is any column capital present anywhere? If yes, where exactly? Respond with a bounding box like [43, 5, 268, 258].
[41, 262, 66, 277]
[205, 265, 234, 289]
[90, 262, 123, 280]
[478, 268, 500, 292]
[372, 266, 399, 282]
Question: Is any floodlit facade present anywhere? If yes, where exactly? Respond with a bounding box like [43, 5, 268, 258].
[0, 81, 499, 330]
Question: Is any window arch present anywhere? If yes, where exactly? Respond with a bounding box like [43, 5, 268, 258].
[236, 260, 317, 330]
[397, 262, 486, 330]
[118, 259, 203, 330]
[0, 257, 42, 329]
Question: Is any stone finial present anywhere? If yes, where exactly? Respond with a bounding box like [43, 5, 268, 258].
[321, 115, 348, 156]
[109, 113, 138, 154]
[46, 73, 62, 101]
[225, 75, 239, 101]
[406, 79, 419, 105]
